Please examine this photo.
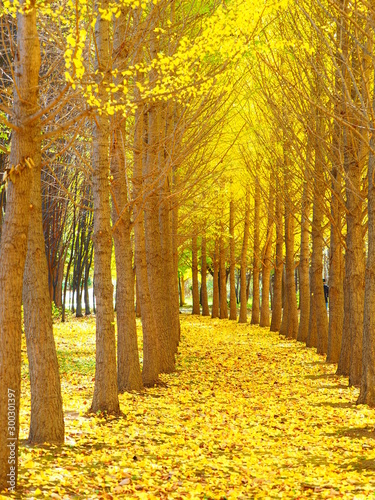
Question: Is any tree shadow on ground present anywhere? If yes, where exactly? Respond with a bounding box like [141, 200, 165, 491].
[325, 426, 375, 440]
[319, 383, 348, 390]
[305, 373, 336, 380]
[305, 360, 327, 366]
[312, 401, 355, 409]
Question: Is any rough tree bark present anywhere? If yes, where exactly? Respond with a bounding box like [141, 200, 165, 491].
[239, 188, 250, 323]
[229, 200, 237, 320]
[297, 157, 311, 343]
[260, 179, 274, 327]
[270, 177, 283, 332]
[143, 20, 175, 373]
[306, 264, 318, 349]
[219, 222, 228, 319]
[179, 275, 185, 307]
[90, 1, 120, 414]
[309, 114, 329, 355]
[159, 104, 179, 351]
[212, 239, 220, 318]
[23, 153, 65, 444]
[251, 177, 260, 324]
[133, 68, 160, 386]
[109, 12, 143, 392]
[201, 235, 210, 316]
[111, 129, 142, 393]
[284, 165, 298, 339]
[327, 16, 345, 362]
[327, 157, 344, 362]
[0, 1, 41, 489]
[358, 71, 375, 405]
[192, 235, 200, 314]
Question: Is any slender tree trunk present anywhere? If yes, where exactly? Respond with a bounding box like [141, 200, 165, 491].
[344, 134, 365, 386]
[284, 176, 298, 339]
[201, 235, 210, 316]
[192, 235, 200, 314]
[136, 280, 141, 317]
[23, 154, 64, 444]
[212, 239, 220, 318]
[62, 182, 77, 322]
[219, 223, 228, 319]
[279, 267, 288, 336]
[297, 161, 311, 343]
[337, 1, 366, 385]
[306, 265, 318, 348]
[239, 189, 250, 323]
[260, 180, 274, 327]
[327, 166, 344, 362]
[160, 105, 180, 351]
[251, 177, 260, 324]
[84, 246, 92, 316]
[143, 98, 175, 373]
[142, 17, 175, 374]
[179, 275, 185, 307]
[171, 173, 181, 346]
[0, 2, 41, 489]
[270, 179, 283, 332]
[90, 2, 120, 414]
[133, 69, 160, 386]
[327, 17, 345, 362]
[337, 273, 351, 375]
[54, 261, 64, 308]
[310, 127, 329, 354]
[109, 12, 143, 393]
[358, 72, 375, 404]
[229, 201, 237, 320]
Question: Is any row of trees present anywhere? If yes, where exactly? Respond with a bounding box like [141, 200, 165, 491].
[180, 0, 375, 413]
[0, 0, 278, 491]
[2, 0, 375, 493]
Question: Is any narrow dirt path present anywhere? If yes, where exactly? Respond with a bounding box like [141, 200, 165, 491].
[17, 315, 375, 499]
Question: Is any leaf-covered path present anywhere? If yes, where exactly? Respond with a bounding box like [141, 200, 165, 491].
[14, 315, 375, 499]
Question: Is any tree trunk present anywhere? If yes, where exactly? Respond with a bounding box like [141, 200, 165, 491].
[270, 179, 283, 332]
[136, 280, 141, 317]
[54, 261, 64, 308]
[306, 265, 318, 348]
[297, 162, 311, 343]
[0, 2, 41, 489]
[260, 179, 274, 327]
[310, 128, 329, 354]
[219, 223, 228, 319]
[179, 275, 185, 307]
[212, 239, 220, 318]
[62, 191, 77, 323]
[239, 189, 250, 323]
[229, 201, 237, 320]
[192, 235, 200, 314]
[23, 154, 65, 445]
[284, 181, 298, 339]
[133, 68, 160, 386]
[358, 76, 375, 404]
[90, 2, 120, 414]
[327, 166, 344, 362]
[201, 235, 210, 316]
[327, 17, 345, 363]
[337, 1, 366, 386]
[344, 131, 365, 387]
[171, 170, 181, 346]
[109, 12, 143, 392]
[251, 177, 260, 324]
[84, 246, 92, 316]
[279, 268, 288, 336]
